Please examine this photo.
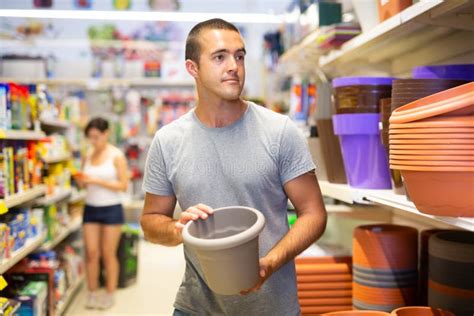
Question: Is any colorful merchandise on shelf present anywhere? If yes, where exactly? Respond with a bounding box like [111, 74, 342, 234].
[0, 141, 43, 198]
[412, 64, 474, 81]
[158, 94, 194, 128]
[378, 0, 413, 22]
[0, 297, 21, 316]
[117, 224, 140, 288]
[16, 281, 48, 316]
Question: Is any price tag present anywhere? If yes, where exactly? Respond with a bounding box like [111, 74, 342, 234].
[0, 276, 7, 291]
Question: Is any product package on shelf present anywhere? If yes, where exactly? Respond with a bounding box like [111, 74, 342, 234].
[0, 207, 44, 261]
[0, 140, 43, 198]
[0, 297, 21, 315]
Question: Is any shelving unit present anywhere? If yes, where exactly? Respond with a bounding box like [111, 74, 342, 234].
[43, 153, 72, 164]
[0, 232, 47, 274]
[56, 275, 85, 316]
[36, 188, 72, 206]
[0, 77, 195, 89]
[69, 191, 86, 204]
[40, 118, 70, 130]
[0, 185, 47, 214]
[38, 218, 82, 252]
[0, 130, 46, 140]
[318, 180, 474, 231]
[319, 1, 474, 75]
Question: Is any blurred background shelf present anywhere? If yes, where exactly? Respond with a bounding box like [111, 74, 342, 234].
[0, 185, 47, 212]
[36, 188, 72, 206]
[43, 153, 72, 164]
[0, 130, 46, 140]
[56, 275, 85, 316]
[38, 218, 82, 252]
[0, 232, 47, 274]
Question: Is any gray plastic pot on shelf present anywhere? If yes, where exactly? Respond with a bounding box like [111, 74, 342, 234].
[182, 206, 266, 295]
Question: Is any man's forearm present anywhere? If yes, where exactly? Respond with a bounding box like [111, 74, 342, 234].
[141, 213, 183, 246]
[266, 211, 327, 271]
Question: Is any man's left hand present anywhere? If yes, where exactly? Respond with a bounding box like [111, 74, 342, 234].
[240, 256, 276, 295]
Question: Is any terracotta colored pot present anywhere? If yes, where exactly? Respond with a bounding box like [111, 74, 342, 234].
[389, 159, 474, 166]
[353, 225, 418, 271]
[390, 164, 474, 172]
[298, 282, 352, 291]
[296, 256, 352, 265]
[390, 306, 455, 316]
[390, 154, 474, 161]
[390, 149, 474, 156]
[389, 144, 474, 150]
[323, 311, 390, 316]
[299, 297, 353, 306]
[390, 82, 474, 124]
[353, 282, 417, 305]
[389, 133, 474, 139]
[389, 116, 474, 129]
[302, 306, 354, 314]
[389, 138, 474, 144]
[389, 127, 474, 134]
[296, 264, 352, 275]
[400, 170, 474, 217]
[298, 289, 352, 298]
[317, 119, 348, 184]
[297, 274, 353, 283]
[393, 79, 468, 88]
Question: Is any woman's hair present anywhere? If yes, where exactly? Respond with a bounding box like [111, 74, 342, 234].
[85, 117, 109, 136]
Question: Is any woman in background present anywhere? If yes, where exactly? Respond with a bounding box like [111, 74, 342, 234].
[76, 117, 129, 310]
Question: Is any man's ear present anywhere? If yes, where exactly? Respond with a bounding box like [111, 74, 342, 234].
[185, 59, 199, 79]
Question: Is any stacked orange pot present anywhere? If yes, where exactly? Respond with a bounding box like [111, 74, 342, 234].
[389, 82, 474, 217]
[353, 224, 418, 311]
[296, 256, 353, 315]
[428, 231, 474, 316]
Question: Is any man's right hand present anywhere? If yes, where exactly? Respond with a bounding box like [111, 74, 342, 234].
[175, 203, 214, 232]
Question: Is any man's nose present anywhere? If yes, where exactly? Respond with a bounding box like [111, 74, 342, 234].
[227, 56, 238, 73]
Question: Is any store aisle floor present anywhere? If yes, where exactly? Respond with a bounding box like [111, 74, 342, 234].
[66, 240, 185, 316]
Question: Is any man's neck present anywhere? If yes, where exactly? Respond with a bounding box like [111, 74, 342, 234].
[195, 96, 248, 128]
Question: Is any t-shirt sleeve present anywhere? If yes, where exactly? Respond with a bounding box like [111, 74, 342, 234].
[278, 118, 316, 185]
[142, 134, 175, 196]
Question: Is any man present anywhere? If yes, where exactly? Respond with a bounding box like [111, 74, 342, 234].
[141, 18, 327, 315]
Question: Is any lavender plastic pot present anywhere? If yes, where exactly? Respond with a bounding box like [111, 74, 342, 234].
[333, 113, 392, 189]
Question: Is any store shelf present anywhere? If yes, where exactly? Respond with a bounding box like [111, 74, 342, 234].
[69, 191, 86, 204]
[9, 301, 21, 316]
[43, 153, 71, 164]
[56, 275, 85, 316]
[0, 77, 195, 89]
[318, 181, 474, 231]
[40, 118, 70, 130]
[38, 218, 82, 252]
[0, 232, 47, 274]
[0, 185, 47, 214]
[0, 129, 46, 140]
[36, 188, 72, 206]
[319, 0, 474, 75]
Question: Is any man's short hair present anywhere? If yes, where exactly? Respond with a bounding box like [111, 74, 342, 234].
[185, 18, 240, 64]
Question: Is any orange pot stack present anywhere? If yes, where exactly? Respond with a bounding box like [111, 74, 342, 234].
[391, 306, 455, 316]
[353, 224, 418, 311]
[428, 231, 474, 316]
[389, 82, 474, 217]
[296, 256, 353, 315]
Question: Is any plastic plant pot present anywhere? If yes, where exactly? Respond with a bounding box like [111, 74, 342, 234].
[389, 144, 474, 150]
[295, 256, 352, 265]
[317, 119, 348, 184]
[323, 311, 390, 316]
[333, 113, 392, 189]
[413, 64, 474, 81]
[298, 289, 352, 298]
[389, 159, 474, 166]
[389, 133, 474, 140]
[297, 274, 353, 283]
[301, 306, 353, 314]
[390, 164, 474, 172]
[390, 149, 474, 156]
[389, 138, 474, 144]
[398, 170, 474, 217]
[393, 78, 468, 88]
[389, 127, 474, 134]
[390, 82, 474, 124]
[390, 154, 474, 161]
[299, 297, 353, 306]
[391, 306, 455, 316]
[182, 206, 265, 295]
[389, 116, 474, 129]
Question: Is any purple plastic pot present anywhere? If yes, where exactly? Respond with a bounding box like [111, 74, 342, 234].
[332, 76, 396, 88]
[333, 113, 392, 189]
[413, 64, 474, 81]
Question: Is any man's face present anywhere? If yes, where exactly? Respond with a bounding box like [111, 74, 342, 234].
[194, 29, 246, 101]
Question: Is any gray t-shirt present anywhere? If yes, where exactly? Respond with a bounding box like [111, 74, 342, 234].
[143, 102, 315, 316]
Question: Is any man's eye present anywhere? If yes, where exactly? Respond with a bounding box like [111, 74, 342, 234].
[215, 55, 224, 61]
[236, 55, 245, 61]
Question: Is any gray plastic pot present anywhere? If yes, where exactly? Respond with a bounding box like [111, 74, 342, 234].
[182, 206, 266, 295]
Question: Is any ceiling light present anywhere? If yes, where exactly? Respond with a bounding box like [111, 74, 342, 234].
[0, 9, 285, 24]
